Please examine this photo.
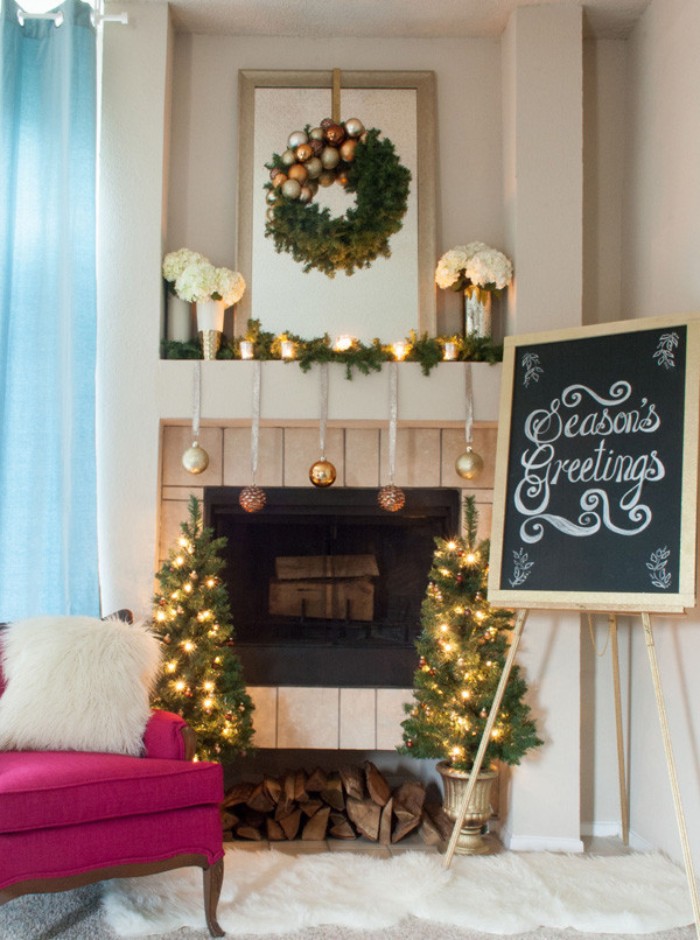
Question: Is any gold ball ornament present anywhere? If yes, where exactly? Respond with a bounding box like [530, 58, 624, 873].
[455, 447, 484, 481]
[344, 117, 365, 138]
[182, 441, 210, 475]
[239, 485, 267, 513]
[309, 459, 337, 488]
[378, 484, 406, 513]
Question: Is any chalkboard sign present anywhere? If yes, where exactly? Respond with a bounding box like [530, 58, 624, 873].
[488, 315, 700, 613]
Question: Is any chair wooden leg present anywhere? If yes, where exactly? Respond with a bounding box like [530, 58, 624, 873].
[203, 857, 225, 937]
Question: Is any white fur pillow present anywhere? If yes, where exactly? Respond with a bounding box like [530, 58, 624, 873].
[0, 615, 162, 756]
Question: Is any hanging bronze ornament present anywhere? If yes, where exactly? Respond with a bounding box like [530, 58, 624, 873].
[239, 360, 266, 512]
[379, 360, 406, 512]
[378, 483, 406, 512]
[182, 362, 210, 475]
[309, 459, 337, 488]
[239, 484, 267, 513]
[310, 362, 336, 488]
[455, 362, 483, 481]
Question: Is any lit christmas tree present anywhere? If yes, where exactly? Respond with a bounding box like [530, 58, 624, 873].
[398, 497, 541, 771]
[152, 495, 255, 761]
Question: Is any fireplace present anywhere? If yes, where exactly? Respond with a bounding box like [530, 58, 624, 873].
[205, 487, 460, 688]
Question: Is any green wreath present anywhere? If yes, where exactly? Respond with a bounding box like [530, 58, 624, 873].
[264, 122, 411, 278]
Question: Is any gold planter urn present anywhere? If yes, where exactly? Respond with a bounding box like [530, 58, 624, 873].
[437, 761, 498, 855]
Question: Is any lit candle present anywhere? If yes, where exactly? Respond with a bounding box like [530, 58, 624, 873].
[443, 341, 458, 361]
[239, 340, 254, 360]
[333, 334, 354, 352]
[392, 341, 408, 361]
[280, 339, 295, 360]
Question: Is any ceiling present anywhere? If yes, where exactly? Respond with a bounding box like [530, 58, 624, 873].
[133, 0, 652, 40]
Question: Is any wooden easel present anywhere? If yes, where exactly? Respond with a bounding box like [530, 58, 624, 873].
[442, 607, 700, 938]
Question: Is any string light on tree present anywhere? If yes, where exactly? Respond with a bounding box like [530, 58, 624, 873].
[151, 495, 255, 761]
[398, 496, 542, 773]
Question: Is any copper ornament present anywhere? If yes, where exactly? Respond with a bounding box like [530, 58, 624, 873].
[239, 485, 267, 513]
[309, 459, 337, 488]
[378, 484, 406, 512]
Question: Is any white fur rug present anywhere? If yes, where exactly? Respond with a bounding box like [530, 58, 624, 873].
[102, 848, 693, 937]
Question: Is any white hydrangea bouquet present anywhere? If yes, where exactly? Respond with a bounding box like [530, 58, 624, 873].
[162, 248, 246, 308]
[435, 241, 512, 302]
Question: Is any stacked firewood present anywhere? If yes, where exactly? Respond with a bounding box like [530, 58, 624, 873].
[222, 762, 453, 846]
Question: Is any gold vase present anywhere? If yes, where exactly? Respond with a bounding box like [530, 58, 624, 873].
[437, 761, 498, 855]
[196, 299, 226, 360]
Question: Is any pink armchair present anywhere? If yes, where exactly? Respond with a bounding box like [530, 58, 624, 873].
[0, 632, 226, 937]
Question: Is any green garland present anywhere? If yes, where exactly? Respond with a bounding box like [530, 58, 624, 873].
[264, 128, 411, 277]
[162, 320, 502, 379]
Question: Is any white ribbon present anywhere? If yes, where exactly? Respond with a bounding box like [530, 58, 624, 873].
[192, 360, 202, 442]
[319, 362, 329, 458]
[464, 361, 474, 447]
[389, 361, 399, 483]
[251, 360, 261, 483]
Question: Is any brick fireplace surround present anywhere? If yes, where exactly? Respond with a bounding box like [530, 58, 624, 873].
[159, 418, 496, 756]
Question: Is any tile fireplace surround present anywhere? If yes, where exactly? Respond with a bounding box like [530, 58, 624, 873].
[158, 364, 498, 754]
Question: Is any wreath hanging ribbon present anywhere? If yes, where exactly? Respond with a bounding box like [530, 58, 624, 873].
[264, 119, 411, 278]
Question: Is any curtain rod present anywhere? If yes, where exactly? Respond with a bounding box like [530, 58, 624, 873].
[16, 7, 128, 26]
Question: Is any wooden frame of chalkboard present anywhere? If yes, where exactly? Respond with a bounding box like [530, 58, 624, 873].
[488, 314, 700, 613]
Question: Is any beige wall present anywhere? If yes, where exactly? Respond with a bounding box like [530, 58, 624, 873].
[97, 2, 661, 856]
[620, 0, 700, 868]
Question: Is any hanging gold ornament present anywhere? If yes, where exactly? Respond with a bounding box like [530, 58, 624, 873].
[309, 459, 336, 488]
[182, 441, 209, 475]
[455, 446, 484, 481]
[378, 483, 406, 513]
[239, 485, 267, 513]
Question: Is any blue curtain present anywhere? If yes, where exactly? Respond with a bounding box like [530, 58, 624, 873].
[0, 0, 99, 619]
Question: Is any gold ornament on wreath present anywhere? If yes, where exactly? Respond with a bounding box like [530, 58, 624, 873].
[264, 116, 411, 277]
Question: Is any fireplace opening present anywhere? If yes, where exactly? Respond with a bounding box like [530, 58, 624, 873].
[205, 487, 460, 687]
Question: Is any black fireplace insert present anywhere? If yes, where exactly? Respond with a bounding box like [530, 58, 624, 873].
[204, 487, 460, 687]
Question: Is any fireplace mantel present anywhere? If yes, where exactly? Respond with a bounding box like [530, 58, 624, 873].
[157, 360, 502, 424]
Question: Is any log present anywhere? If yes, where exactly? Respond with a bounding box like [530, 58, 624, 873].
[299, 799, 323, 818]
[321, 774, 345, 811]
[379, 798, 393, 845]
[418, 811, 444, 846]
[339, 765, 365, 802]
[392, 781, 426, 843]
[266, 818, 286, 841]
[294, 769, 309, 803]
[424, 802, 453, 840]
[221, 810, 239, 832]
[222, 782, 254, 808]
[247, 781, 276, 814]
[269, 577, 375, 621]
[302, 805, 331, 841]
[279, 809, 302, 840]
[364, 761, 392, 807]
[346, 797, 381, 841]
[263, 775, 282, 805]
[275, 555, 379, 579]
[328, 813, 356, 840]
[236, 825, 263, 841]
[306, 767, 328, 792]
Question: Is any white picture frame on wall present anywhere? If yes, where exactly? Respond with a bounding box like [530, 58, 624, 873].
[236, 70, 437, 341]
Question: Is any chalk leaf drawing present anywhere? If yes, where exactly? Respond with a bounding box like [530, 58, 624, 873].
[510, 547, 534, 587]
[652, 332, 679, 370]
[646, 546, 672, 589]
